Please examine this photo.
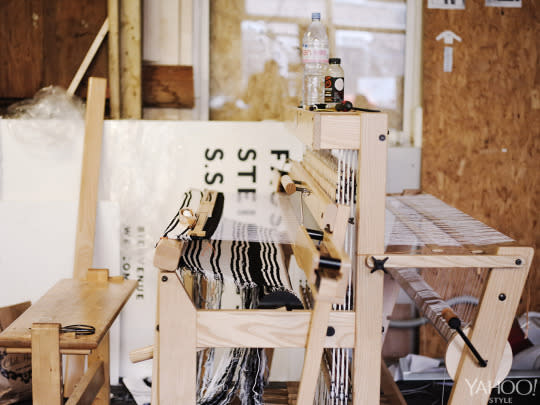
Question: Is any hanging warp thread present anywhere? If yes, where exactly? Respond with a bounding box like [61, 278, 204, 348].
[161, 189, 303, 404]
[385, 193, 514, 352]
[298, 149, 357, 404]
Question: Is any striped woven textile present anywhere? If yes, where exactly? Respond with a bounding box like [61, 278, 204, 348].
[159, 189, 304, 404]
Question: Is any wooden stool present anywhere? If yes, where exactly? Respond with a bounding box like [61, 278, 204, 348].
[0, 269, 136, 405]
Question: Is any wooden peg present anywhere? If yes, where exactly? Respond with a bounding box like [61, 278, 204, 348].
[280, 175, 297, 195]
[130, 345, 154, 363]
[87, 268, 110, 283]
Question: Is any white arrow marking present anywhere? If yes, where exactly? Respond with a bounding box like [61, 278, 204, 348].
[436, 30, 462, 45]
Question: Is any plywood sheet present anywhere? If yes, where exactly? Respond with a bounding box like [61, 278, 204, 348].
[142, 65, 194, 108]
[421, 0, 539, 356]
[0, 0, 108, 99]
[0, 0, 44, 98]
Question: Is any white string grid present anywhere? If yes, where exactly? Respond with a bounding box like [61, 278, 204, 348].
[386, 194, 514, 248]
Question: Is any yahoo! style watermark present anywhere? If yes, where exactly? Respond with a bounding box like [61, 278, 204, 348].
[465, 378, 538, 403]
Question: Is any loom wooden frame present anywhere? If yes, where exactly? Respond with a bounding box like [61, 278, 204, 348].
[147, 110, 533, 405]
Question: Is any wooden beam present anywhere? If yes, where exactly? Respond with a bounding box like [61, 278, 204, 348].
[73, 77, 107, 280]
[31, 323, 62, 405]
[66, 76, 107, 399]
[120, 0, 142, 118]
[108, 0, 121, 118]
[197, 310, 355, 348]
[136, 309, 356, 362]
[368, 254, 524, 269]
[354, 112, 388, 405]
[64, 361, 105, 405]
[159, 271, 196, 404]
[87, 332, 110, 404]
[142, 65, 194, 108]
[380, 361, 407, 405]
[297, 275, 338, 404]
[67, 19, 109, 96]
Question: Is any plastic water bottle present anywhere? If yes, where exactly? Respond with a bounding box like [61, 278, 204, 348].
[302, 12, 329, 108]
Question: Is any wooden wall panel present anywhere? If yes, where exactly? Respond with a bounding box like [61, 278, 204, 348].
[0, 0, 107, 100]
[0, 0, 44, 98]
[41, 0, 108, 95]
[421, 1, 539, 355]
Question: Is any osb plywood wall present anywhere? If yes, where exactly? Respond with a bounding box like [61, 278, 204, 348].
[421, 1, 539, 355]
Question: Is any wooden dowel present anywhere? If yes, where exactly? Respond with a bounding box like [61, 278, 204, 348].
[6, 348, 91, 355]
[280, 175, 297, 195]
[67, 19, 109, 96]
[129, 345, 154, 363]
[368, 254, 523, 269]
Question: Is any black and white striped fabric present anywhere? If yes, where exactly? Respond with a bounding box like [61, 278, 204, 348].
[162, 189, 296, 294]
[180, 238, 288, 291]
[159, 189, 304, 405]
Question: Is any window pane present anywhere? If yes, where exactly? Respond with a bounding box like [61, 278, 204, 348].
[333, 0, 406, 30]
[245, 0, 327, 19]
[210, 0, 407, 130]
[335, 29, 405, 129]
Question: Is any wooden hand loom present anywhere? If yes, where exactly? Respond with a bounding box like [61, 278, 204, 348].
[134, 109, 533, 405]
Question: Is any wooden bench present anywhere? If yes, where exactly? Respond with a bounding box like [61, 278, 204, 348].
[0, 269, 137, 405]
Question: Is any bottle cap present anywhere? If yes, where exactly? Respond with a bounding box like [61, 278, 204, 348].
[311, 12, 321, 20]
[329, 58, 341, 64]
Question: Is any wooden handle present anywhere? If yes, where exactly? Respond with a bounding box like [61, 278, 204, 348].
[441, 307, 458, 324]
[130, 345, 154, 363]
[153, 238, 184, 271]
[280, 175, 297, 195]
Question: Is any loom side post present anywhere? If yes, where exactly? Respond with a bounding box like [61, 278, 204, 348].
[157, 270, 197, 405]
[448, 246, 534, 405]
[151, 271, 160, 405]
[353, 112, 388, 405]
[297, 273, 338, 404]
